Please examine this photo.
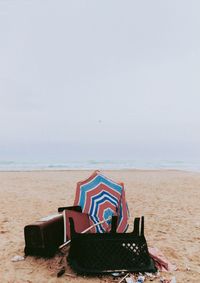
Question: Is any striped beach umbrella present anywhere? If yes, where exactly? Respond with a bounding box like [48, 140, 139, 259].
[74, 170, 129, 233]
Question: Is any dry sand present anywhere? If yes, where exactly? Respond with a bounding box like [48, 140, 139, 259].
[0, 170, 200, 282]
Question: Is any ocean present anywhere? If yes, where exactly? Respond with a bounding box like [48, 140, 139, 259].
[0, 159, 200, 172]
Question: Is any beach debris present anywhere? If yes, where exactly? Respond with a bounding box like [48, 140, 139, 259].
[148, 247, 177, 272]
[64, 272, 77, 278]
[160, 276, 176, 283]
[125, 276, 135, 283]
[112, 272, 121, 277]
[145, 272, 157, 281]
[160, 276, 177, 283]
[57, 266, 65, 277]
[11, 255, 25, 262]
[119, 273, 130, 283]
[136, 275, 145, 283]
[157, 230, 167, 234]
[170, 276, 176, 283]
[57, 265, 76, 279]
[119, 273, 170, 283]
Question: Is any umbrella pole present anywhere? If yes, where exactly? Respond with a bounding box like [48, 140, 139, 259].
[59, 216, 112, 250]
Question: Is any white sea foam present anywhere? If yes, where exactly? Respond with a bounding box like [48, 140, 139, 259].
[0, 159, 200, 172]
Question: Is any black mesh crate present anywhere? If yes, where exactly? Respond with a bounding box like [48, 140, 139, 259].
[67, 216, 156, 274]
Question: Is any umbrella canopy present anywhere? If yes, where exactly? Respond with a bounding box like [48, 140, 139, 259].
[74, 170, 129, 233]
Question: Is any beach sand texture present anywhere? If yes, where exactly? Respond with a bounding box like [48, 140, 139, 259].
[0, 170, 200, 282]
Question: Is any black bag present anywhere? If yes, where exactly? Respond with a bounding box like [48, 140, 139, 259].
[68, 216, 156, 274]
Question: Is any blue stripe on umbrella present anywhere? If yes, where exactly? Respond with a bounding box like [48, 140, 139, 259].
[79, 175, 122, 208]
[90, 193, 118, 232]
[89, 191, 119, 215]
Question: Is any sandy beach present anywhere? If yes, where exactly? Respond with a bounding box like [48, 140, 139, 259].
[0, 170, 200, 282]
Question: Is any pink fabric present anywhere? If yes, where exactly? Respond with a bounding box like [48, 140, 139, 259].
[148, 247, 177, 272]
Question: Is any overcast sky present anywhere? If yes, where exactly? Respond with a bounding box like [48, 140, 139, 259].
[0, 1, 200, 161]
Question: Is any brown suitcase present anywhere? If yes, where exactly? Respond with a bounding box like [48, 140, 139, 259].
[24, 206, 81, 257]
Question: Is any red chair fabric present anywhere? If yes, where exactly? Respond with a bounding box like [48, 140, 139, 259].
[63, 210, 90, 241]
